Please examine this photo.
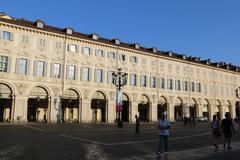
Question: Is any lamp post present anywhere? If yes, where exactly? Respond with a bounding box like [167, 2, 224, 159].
[236, 87, 240, 118]
[112, 68, 128, 128]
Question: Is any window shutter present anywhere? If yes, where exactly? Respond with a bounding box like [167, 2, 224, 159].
[89, 68, 92, 81]
[108, 71, 111, 83]
[9, 33, 14, 41]
[102, 51, 105, 57]
[0, 31, 3, 39]
[80, 67, 83, 81]
[102, 70, 105, 83]
[81, 47, 84, 54]
[107, 52, 110, 58]
[75, 66, 78, 80]
[15, 58, 20, 74]
[89, 48, 92, 55]
[33, 61, 37, 76]
[66, 65, 69, 79]
[26, 59, 30, 75]
[44, 62, 48, 77]
[76, 46, 79, 53]
[7, 57, 11, 73]
[94, 69, 97, 82]
[59, 64, 63, 78]
[51, 63, 54, 78]
[67, 44, 70, 51]
[95, 50, 98, 56]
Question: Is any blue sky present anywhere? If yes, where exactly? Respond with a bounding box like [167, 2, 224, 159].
[1, 0, 239, 65]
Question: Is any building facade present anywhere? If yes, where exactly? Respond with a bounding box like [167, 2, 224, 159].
[0, 13, 240, 123]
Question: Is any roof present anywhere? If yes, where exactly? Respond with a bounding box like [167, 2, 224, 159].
[0, 15, 239, 73]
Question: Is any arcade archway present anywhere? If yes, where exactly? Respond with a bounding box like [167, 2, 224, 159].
[28, 86, 49, 122]
[174, 97, 183, 121]
[214, 100, 221, 120]
[122, 93, 130, 122]
[91, 91, 107, 122]
[0, 83, 13, 122]
[138, 94, 150, 122]
[236, 101, 240, 118]
[189, 98, 197, 118]
[62, 89, 80, 123]
[158, 96, 167, 120]
[202, 99, 210, 120]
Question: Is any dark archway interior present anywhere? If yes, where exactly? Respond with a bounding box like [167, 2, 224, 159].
[138, 103, 149, 122]
[27, 98, 48, 122]
[157, 104, 167, 119]
[0, 99, 12, 122]
[91, 99, 106, 122]
[122, 100, 129, 122]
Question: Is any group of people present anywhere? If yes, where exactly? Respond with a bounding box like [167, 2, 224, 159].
[183, 116, 196, 127]
[211, 113, 239, 150]
[134, 112, 240, 158]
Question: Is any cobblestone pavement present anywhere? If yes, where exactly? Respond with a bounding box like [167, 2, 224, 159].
[0, 122, 239, 160]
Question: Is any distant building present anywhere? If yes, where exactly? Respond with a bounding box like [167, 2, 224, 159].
[0, 13, 239, 123]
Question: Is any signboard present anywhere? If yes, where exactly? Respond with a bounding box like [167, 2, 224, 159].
[116, 90, 123, 111]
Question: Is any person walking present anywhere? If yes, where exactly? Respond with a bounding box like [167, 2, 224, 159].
[211, 115, 222, 148]
[157, 113, 170, 158]
[221, 113, 234, 150]
[42, 113, 47, 123]
[135, 115, 140, 135]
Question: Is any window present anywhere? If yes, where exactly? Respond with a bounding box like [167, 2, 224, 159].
[53, 63, 61, 78]
[83, 47, 91, 55]
[168, 79, 173, 90]
[176, 80, 181, 91]
[68, 44, 78, 52]
[40, 39, 46, 46]
[82, 67, 90, 81]
[22, 35, 29, 43]
[160, 78, 165, 89]
[19, 58, 27, 75]
[141, 75, 147, 87]
[197, 83, 201, 93]
[130, 56, 138, 63]
[151, 60, 157, 66]
[2, 31, 13, 41]
[36, 61, 45, 77]
[190, 82, 195, 92]
[108, 52, 116, 59]
[151, 77, 157, 88]
[183, 81, 188, 91]
[95, 69, 103, 83]
[0, 56, 8, 72]
[119, 53, 126, 61]
[108, 71, 114, 83]
[130, 74, 137, 86]
[96, 49, 104, 57]
[68, 65, 76, 80]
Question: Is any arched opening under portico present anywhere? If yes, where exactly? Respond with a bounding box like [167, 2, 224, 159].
[138, 94, 150, 122]
[0, 83, 13, 122]
[62, 89, 80, 123]
[27, 86, 49, 122]
[91, 91, 107, 122]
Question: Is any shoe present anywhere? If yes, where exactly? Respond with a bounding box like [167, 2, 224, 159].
[213, 143, 219, 148]
[164, 152, 168, 156]
[156, 151, 160, 155]
[227, 146, 232, 150]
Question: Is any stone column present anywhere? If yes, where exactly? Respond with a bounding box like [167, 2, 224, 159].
[167, 103, 175, 122]
[14, 95, 28, 123]
[208, 104, 213, 121]
[107, 99, 115, 123]
[81, 98, 91, 122]
[197, 104, 203, 117]
[151, 102, 157, 122]
[78, 99, 82, 122]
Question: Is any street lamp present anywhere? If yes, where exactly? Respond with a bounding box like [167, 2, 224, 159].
[236, 87, 240, 118]
[112, 68, 128, 128]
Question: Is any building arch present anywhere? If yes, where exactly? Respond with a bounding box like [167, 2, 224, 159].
[189, 98, 197, 118]
[0, 83, 14, 122]
[90, 90, 108, 122]
[121, 92, 132, 122]
[137, 94, 151, 122]
[174, 97, 184, 121]
[62, 88, 82, 122]
[27, 86, 50, 122]
[202, 99, 210, 120]
[26, 84, 52, 98]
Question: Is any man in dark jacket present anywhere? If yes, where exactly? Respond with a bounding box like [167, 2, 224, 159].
[221, 113, 234, 150]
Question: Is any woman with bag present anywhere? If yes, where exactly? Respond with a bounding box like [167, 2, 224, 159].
[211, 115, 222, 148]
